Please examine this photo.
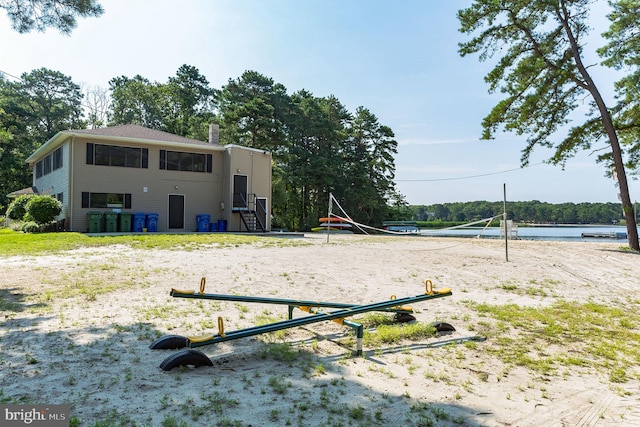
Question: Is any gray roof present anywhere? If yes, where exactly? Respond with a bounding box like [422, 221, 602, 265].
[7, 186, 38, 198]
[27, 124, 221, 164]
[69, 124, 215, 146]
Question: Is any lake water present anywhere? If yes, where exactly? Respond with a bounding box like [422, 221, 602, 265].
[419, 225, 631, 242]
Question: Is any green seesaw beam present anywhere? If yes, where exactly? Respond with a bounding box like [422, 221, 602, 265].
[184, 288, 450, 348]
[152, 280, 452, 370]
[169, 289, 414, 318]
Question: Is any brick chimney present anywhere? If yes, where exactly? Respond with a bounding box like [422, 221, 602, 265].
[209, 123, 219, 144]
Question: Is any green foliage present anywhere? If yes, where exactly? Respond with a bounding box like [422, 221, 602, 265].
[469, 299, 640, 380]
[25, 195, 61, 225]
[354, 312, 398, 327]
[6, 194, 34, 220]
[19, 221, 40, 233]
[458, 0, 595, 166]
[267, 376, 290, 394]
[161, 415, 189, 427]
[218, 72, 400, 230]
[4, 64, 399, 232]
[259, 342, 301, 362]
[0, 229, 303, 256]
[364, 322, 436, 346]
[457, 0, 639, 249]
[599, 0, 640, 175]
[0, 0, 104, 34]
[108, 65, 216, 140]
[409, 201, 625, 224]
[0, 69, 85, 211]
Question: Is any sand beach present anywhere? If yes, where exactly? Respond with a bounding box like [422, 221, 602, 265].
[1, 234, 639, 426]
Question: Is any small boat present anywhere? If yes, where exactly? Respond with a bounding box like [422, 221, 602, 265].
[318, 217, 351, 223]
[383, 221, 420, 234]
[319, 222, 352, 228]
[581, 231, 627, 239]
[314, 216, 354, 233]
[311, 227, 353, 234]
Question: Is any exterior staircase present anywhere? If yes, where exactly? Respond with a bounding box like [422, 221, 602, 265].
[239, 210, 265, 232]
[234, 193, 267, 232]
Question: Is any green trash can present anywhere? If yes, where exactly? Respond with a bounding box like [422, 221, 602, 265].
[119, 212, 132, 232]
[104, 212, 118, 232]
[87, 212, 103, 233]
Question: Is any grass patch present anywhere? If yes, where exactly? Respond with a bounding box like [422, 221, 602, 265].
[353, 312, 398, 327]
[260, 342, 304, 362]
[364, 322, 437, 346]
[138, 304, 194, 321]
[468, 300, 640, 380]
[0, 289, 25, 312]
[0, 229, 304, 257]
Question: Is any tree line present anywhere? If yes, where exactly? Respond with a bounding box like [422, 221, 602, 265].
[408, 201, 626, 225]
[0, 66, 403, 230]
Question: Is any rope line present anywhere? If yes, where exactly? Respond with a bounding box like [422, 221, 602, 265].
[326, 193, 503, 238]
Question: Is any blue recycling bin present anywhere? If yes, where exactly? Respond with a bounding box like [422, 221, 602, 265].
[209, 222, 218, 232]
[146, 213, 158, 232]
[217, 219, 227, 232]
[196, 214, 210, 232]
[132, 213, 146, 232]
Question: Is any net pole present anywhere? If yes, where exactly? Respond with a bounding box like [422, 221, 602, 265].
[326, 192, 332, 244]
[503, 183, 509, 262]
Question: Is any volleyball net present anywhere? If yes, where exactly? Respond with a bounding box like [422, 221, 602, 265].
[325, 193, 504, 238]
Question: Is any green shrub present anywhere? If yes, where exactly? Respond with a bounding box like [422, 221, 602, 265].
[6, 195, 34, 220]
[25, 195, 61, 225]
[20, 221, 40, 233]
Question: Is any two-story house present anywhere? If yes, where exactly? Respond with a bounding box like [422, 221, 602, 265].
[24, 124, 272, 233]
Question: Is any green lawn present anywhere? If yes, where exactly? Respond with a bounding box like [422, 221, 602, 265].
[0, 228, 300, 256]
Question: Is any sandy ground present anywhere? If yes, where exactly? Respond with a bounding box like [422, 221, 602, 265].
[1, 233, 640, 426]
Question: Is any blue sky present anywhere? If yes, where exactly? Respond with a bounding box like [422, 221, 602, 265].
[0, 0, 631, 205]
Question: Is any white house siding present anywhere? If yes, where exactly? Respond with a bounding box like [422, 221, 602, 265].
[70, 137, 226, 232]
[32, 142, 70, 221]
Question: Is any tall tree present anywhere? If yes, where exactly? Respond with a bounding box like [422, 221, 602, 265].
[343, 107, 398, 225]
[0, 69, 84, 210]
[599, 0, 640, 172]
[108, 75, 165, 130]
[17, 68, 85, 136]
[218, 70, 292, 156]
[165, 65, 217, 140]
[458, 0, 639, 250]
[1, 0, 103, 34]
[0, 104, 17, 211]
[108, 66, 217, 140]
[287, 91, 351, 229]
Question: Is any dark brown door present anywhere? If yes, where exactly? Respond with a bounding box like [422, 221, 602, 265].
[169, 194, 185, 229]
[233, 175, 248, 210]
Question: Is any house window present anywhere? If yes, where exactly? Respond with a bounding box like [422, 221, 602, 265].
[36, 147, 64, 179]
[43, 155, 52, 175]
[159, 150, 212, 173]
[86, 143, 148, 168]
[52, 147, 63, 171]
[82, 192, 132, 209]
[56, 193, 63, 203]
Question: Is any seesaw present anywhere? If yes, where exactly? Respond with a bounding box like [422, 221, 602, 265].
[150, 278, 453, 371]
